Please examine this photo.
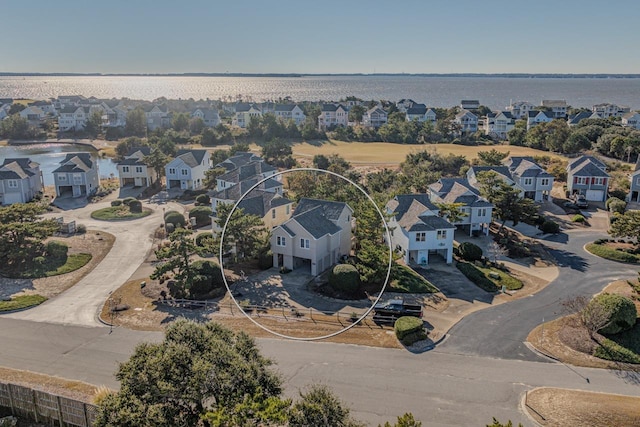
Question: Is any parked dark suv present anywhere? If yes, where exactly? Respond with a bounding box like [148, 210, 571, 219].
[574, 195, 589, 208]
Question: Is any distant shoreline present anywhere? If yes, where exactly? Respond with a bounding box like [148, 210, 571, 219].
[1, 72, 640, 79]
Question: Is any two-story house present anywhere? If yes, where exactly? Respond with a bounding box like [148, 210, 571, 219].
[541, 100, 568, 118]
[622, 112, 640, 130]
[212, 187, 293, 232]
[467, 165, 520, 197]
[526, 110, 553, 130]
[504, 157, 554, 202]
[428, 178, 493, 237]
[143, 104, 170, 131]
[233, 103, 262, 128]
[217, 151, 263, 172]
[454, 110, 478, 134]
[19, 106, 45, 125]
[318, 104, 349, 129]
[216, 161, 279, 193]
[386, 194, 455, 266]
[53, 153, 100, 198]
[406, 104, 436, 124]
[363, 106, 388, 128]
[566, 155, 609, 202]
[0, 158, 43, 205]
[117, 147, 157, 188]
[628, 158, 640, 203]
[567, 111, 601, 126]
[271, 198, 353, 275]
[165, 149, 210, 190]
[29, 100, 57, 116]
[274, 104, 306, 125]
[396, 99, 417, 113]
[484, 111, 515, 140]
[506, 101, 535, 119]
[191, 108, 220, 127]
[592, 103, 630, 118]
[58, 106, 89, 132]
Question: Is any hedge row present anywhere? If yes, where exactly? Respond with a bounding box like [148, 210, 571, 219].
[394, 316, 426, 346]
[585, 243, 640, 264]
[455, 262, 499, 292]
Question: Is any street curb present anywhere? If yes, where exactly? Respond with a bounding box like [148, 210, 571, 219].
[523, 341, 560, 362]
[520, 389, 545, 427]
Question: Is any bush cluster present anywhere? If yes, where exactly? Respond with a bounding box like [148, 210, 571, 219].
[164, 210, 186, 228]
[189, 260, 225, 299]
[571, 214, 586, 223]
[458, 242, 483, 262]
[111, 199, 123, 206]
[589, 293, 637, 335]
[539, 220, 560, 234]
[128, 200, 143, 213]
[189, 206, 213, 227]
[329, 264, 360, 294]
[195, 232, 214, 247]
[195, 194, 211, 206]
[394, 316, 426, 346]
[456, 262, 498, 292]
[122, 197, 137, 206]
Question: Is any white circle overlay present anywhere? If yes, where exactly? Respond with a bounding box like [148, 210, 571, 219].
[219, 167, 393, 341]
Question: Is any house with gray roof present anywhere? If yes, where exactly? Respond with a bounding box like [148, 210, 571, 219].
[628, 157, 640, 203]
[318, 103, 349, 129]
[212, 188, 293, 233]
[117, 147, 157, 188]
[622, 112, 640, 130]
[165, 149, 210, 190]
[541, 100, 568, 118]
[363, 105, 388, 128]
[483, 111, 515, 139]
[191, 108, 220, 127]
[273, 104, 306, 125]
[428, 178, 493, 236]
[406, 105, 436, 124]
[567, 111, 601, 126]
[53, 153, 99, 198]
[386, 194, 455, 266]
[504, 156, 554, 202]
[216, 161, 279, 193]
[217, 152, 263, 171]
[271, 198, 353, 275]
[566, 155, 609, 202]
[0, 158, 43, 205]
[526, 110, 553, 130]
[454, 109, 478, 133]
[233, 103, 262, 128]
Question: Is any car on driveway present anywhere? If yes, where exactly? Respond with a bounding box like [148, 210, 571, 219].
[574, 196, 589, 209]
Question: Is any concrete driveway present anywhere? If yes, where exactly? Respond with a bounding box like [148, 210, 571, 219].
[5, 198, 186, 327]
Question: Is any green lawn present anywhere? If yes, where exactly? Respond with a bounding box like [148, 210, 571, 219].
[456, 261, 523, 292]
[0, 295, 47, 312]
[586, 243, 640, 264]
[91, 206, 151, 221]
[593, 322, 640, 364]
[20, 253, 92, 278]
[388, 264, 439, 293]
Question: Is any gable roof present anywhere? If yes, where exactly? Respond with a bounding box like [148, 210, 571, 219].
[568, 156, 609, 178]
[506, 157, 552, 179]
[0, 158, 37, 180]
[274, 104, 300, 112]
[428, 178, 493, 208]
[53, 153, 94, 173]
[568, 155, 606, 172]
[293, 198, 352, 221]
[406, 106, 427, 115]
[174, 149, 207, 168]
[469, 165, 513, 182]
[292, 207, 342, 239]
[387, 195, 454, 232]
[218, 152, 263, 170]
[126, 146, 152, 157]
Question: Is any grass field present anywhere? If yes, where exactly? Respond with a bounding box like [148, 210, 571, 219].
[45, 253, 93, 277]
[288, 140, 566, 166]
[0, 295, 47, 312]
[389, 264, 439, 293]
[91, 206, 152, 220]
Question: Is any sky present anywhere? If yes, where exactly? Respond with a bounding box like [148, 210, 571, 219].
[2, 0, 639, 74]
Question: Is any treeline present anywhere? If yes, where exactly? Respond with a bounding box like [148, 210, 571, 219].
[508, 117, 640, 161]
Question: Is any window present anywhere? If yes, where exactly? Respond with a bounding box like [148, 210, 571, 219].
[73, 173, 82, 184]
[276, 236, 286, 246]
[478, 208, 487, 217]
[300, 238, 310, 249]
[594, 177, 605, 185]
[523, 178, 533, 186]
[272, 209, 276, 219]
[541, 178, 550, 186]
[122, 166, 129, 173]
[58, 175, 66, 181]
[576, 177, 587, 185]
[181, 169, 188, 176]
[7, 179, 18, 188]
[415, 232, 426, 242]
[169, 168, 176, 175]
[437, 230, 447, 240]
[135, 166, 143, 173]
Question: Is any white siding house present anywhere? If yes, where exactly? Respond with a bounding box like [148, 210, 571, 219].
[117, 147, 158, 188]
[53, 153, 99, 198]
[0, 158, 43, 205]
[165, 149, 210, 190]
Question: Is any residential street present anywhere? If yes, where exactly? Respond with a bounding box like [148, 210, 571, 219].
[5, 199, 185, 326]
[0, 317, 638, 426]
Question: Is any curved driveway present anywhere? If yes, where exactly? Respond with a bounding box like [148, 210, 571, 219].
[439, 230, 639, 360]
[5, 199, 185, 326]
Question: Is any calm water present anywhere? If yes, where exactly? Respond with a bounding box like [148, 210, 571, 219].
[1, 76, 639, 110]
[0, 144, 118, 185]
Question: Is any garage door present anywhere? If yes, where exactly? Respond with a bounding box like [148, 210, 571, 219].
[585, 189, 604, 202]
[3, 192, 23, 204]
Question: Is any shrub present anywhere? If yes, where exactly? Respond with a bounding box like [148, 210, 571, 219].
[540, 220, 560, 234]
[609, 199, 626, 214]
[76, 224, 87, 234]
[458, 242, 483, 262]
[195, 194, 211, 206]
[189, 206, 213, 227]
[164, 210, 186, 227]
[394, 316, 426, 346]
[571, 214, 586, 223]
[329, 264, 360, 294]
[189, 260, 225, 298]
[45, 241, 68, 260]
[456, 262, 498, 292]
[111, 199, 123, 207]
[589, 293, 637, 335]
[122, 197, 137, 206]
[608, 189, 628, 201]
[586, 243, 639, 263]
[195, 232, 214, 247]
[258, 250, 273, 270]
[128, 200, 143, 213]
[605, 196, 622, 210]
[165, 223, 175, 234]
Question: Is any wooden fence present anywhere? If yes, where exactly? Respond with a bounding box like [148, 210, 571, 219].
[0, 382, 97, 426]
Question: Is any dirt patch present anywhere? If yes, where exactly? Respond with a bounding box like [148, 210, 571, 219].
[525, 387, 640, 427]
[0, 367, 100, 403]
[100, 278, 402, 348]
[0, 231, 115, 299]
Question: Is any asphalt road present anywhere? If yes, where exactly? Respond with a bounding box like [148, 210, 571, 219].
[439, 230, 639, 361]
[0, 317, 639, 427]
